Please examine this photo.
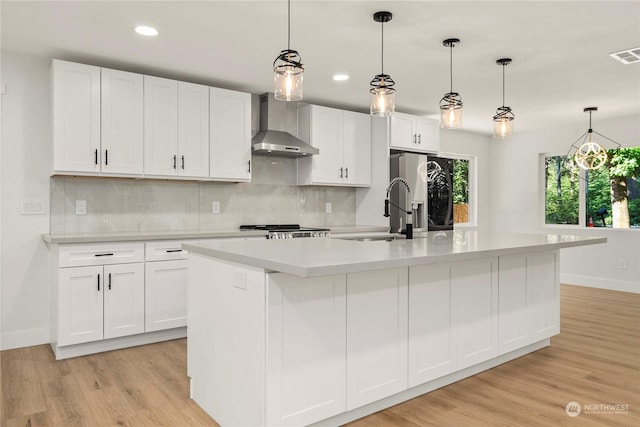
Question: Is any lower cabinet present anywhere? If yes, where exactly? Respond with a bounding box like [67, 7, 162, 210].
[145, 260, 188, 332]
[266, 273, 347, 426]
[58, 263, 145, 346]
[498, 251, 559, 354]
[346, 268, 408, 410]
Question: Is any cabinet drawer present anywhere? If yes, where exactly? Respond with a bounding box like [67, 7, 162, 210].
[145, 240, 193, 261]
[59, 242, 144, 267]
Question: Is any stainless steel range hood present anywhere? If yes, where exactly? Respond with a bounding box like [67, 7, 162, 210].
[252, 93, 319, 157]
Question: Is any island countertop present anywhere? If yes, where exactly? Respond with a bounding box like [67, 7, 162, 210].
[183, 230, 606, 278]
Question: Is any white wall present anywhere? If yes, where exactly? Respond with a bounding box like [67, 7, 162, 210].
[489, 114, 640, 293]
[1, 51, 52, 349]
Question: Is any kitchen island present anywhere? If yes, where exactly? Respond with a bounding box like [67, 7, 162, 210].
[184, 231, 605, 427]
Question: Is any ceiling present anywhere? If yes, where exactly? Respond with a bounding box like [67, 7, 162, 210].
[2, 1, 639, 135]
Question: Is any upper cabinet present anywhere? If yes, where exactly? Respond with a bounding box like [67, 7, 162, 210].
[389, 112, 439, 153]
[209, 87, 251, 182]
[143, 77, 210, 178]
[53, 60, 144, 176]
[297, 105, 371, 187]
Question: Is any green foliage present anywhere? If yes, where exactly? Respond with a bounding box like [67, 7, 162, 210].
[586, 168, 612, 226]
[608, 147, 640, 178]
[452, 159, 469, 205]
[545, 156, 579, 224]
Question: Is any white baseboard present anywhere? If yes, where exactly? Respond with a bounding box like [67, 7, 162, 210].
[561, 274, 640, 294]
[1, 327, 49, 351]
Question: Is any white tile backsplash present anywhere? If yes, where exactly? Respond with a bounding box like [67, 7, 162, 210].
[50, 158, 356, 233]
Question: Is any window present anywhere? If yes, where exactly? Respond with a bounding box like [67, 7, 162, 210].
[436, 153, 475, 227]
[543, 147, 640, 228]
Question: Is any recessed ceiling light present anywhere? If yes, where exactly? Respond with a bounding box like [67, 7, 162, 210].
[333, 74, 349, 81]
[135, 26, 158, 37]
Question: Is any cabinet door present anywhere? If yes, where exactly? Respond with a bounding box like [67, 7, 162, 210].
[101, 68, 144, 175]
[455, 257, 498, 369]
[103, 263, 145, 339]
[389, 113, 416, 151]
[145, 260, 188, 332]
[526, 252, 559, 342]
[408, 264, 458, 387]
[346, 268, 408, 410]
[52, 60, 101, 173]
[267, 273, 346, 426]
[310, 106, 343, 184]
[342, 111, 371, 186]
[498, 254, 529, 353]
[144, 76, 179, 176]
[58, 266, 104, 346]
[209, 87, 251, 181]
[415, 117, 440, 153]
[178, 82, 209, 178]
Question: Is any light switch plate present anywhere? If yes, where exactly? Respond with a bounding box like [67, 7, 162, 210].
[212, 201, 220, 214]
[75, 200, 87, 215]
[326, 202, 332, 213]
[20, 199, 45, 215]
[233, 272, 247, 290]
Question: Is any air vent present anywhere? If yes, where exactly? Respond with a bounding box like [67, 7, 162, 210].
[609, 47, 640, 65]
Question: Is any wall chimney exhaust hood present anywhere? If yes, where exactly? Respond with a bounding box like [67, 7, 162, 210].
[252, 93, 319, 157]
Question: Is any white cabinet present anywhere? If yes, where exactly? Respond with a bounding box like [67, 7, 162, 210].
[58, 262, 144, 346]
[144, 240, 191, 332]
[498, 251, 559, 354]
[52, 60, 144, 175]
[101, 68, 144, 174]
[55, 242, 145, 347]
[144, 76, 179, 176]
[266, 273, 346, 426]
[209, 87, 252, 181]
[408, 263, 458, 387]
[178, 82, 210, 178]
[346, 268, 408, 410]
[298, 105, 371, 187]
[52, 60, 101, 173]
[389, 112, 439, 153]
[456, 257, 499, 369]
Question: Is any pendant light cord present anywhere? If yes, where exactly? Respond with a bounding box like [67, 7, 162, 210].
[502, 63, 506, 107]
[287, 0, 291, 50]
[381, 20, 384, 74]
[450, 44, 453, 93]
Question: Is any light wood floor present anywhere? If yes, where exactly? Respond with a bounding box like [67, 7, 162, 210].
[1, 284, 638, 426]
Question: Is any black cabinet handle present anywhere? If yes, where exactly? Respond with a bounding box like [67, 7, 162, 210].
[418, 134, 422, 144]
[173, 155, 177, 169]
[94, 149, 98, 165]
[105, 150, 108, 165]
[340, 167, 343, 178]
[345, 167, 349, 179]
[247, 160, 251, 173]
[94, 253, 114, 257]
[97, 273, 100, 291]
[166, 249, 182, 253]
[108, 273, 112, 290]
[181, 155, 185, 169]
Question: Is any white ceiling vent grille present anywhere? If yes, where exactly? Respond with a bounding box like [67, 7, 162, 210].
[609, 47, 640, 64]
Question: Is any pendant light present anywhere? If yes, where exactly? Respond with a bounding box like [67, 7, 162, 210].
[492, 58, 514, 138]
[273, 0, 303, 101]
[440, 38, 463, 129]
[370, 11, 395, 117]
[570, 107, 620, 170]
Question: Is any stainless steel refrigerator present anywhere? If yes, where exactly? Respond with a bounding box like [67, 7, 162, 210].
[390, 153, 454, 232]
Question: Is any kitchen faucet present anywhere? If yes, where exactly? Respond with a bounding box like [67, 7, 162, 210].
[384, 177, 413, 239]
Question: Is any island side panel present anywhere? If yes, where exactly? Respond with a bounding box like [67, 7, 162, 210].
[187, 253, 266, 427]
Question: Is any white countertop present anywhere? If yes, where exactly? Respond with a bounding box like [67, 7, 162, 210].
[184, 230, 607, 278]
[42, 229, 268, 244]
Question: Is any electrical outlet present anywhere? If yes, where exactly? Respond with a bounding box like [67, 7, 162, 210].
[618, 258, 628, 270]
[233, 272, 247, 290]
[212, 201, 220, 214]
[326, 202, 332, 213]
[75, 200, 87, 215]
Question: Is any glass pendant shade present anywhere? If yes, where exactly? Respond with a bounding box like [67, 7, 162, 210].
[493, 106, 514, 138]
[274, 49, 303, 101]
[493, 58, 514, 138]
[440, 93, 463, 128]
[370, 11, 395, 117]
[273, 0, 303, 101]
[440, 38, 462, 129]
[370, 74, 396, 117]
